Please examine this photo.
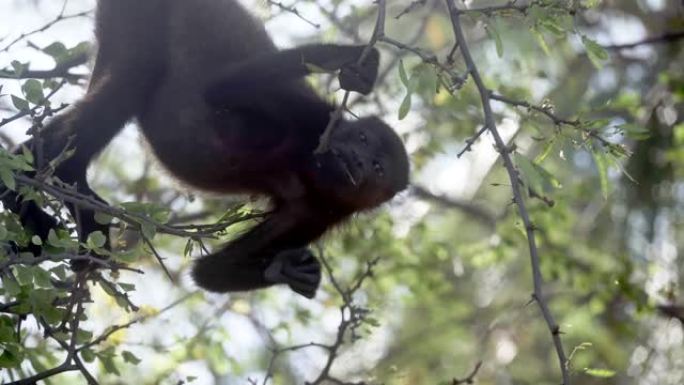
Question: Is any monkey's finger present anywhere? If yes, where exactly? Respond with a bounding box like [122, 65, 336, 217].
[286, 278, 318, 298]
[292, 257, 319, 268]
[292, 287, 316, 299]
[293, 251, 316, 264]
[283, 267, 320, 283]
[294, 263, 319, 274]
[288, 279, 317, 298]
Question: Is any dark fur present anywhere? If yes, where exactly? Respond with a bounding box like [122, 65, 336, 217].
[2, 0, 409, 298]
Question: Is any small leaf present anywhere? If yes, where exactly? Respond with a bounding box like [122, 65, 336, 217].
[0, 168, 16, 191]
[98, 353, 120, 375]
[540, 18, 565, 37]
[87, 231, 107, 249]
[33, 268, 53, 288]
[592, 149, 610, 199]
[21, 79, 44, 104]
[582, 0, 602, 8]
[15, 266, 33, 285]
[81, 348, 96, 363]
[514, 153, 545, 196]
[11, 95, 29, 111]
[619, 123, 650, 140]
[21, 145, 34, 165]
[486, 22, 504, 57]
[582, 36, 609, 68]
[2, 275, 21, 296]
[122, 350, 141, 365]
[534, 137, 556, 163]
[10, 61, 27, 78]
[94, 212, 113, 225]
[119, 283, 136, 292]
[398, 60, 409, 87]
[141, 223, 157, 240]
[531, 27, 550, 55]
[398, 94, 412, 120]
[183, 239, 195, 257]
[42, 42, 68, 60]
[584, 368, 616, 378]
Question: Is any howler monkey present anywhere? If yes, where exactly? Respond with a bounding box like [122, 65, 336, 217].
[2, 0, 409, 298]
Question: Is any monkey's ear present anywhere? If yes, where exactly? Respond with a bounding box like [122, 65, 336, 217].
[338, 48, 380, 95]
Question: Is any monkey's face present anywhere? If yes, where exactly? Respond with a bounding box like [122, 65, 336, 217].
[312, 117, 409, 210]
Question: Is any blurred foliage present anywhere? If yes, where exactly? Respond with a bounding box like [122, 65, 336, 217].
[1, 0, 684, 384]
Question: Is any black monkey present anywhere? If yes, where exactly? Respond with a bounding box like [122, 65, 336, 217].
[2, 0, 409, 298]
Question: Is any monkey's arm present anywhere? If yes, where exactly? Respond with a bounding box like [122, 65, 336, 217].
[205, 45, 380, 106]
[192, 200, 343, 298]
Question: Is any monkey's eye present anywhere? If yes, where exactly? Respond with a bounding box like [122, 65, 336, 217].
[372, 160, 384, 176]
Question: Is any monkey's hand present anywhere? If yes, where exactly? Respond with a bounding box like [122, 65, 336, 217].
[264, 248, 321, 299]
[339, 47, 380, 95]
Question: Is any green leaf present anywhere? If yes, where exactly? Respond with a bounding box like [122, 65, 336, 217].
[14, 266, 33, 285]
[0, 344, 23, 368]
[87, 231, 107, 249]
[21, 79, 44, 104]
[11, 95, 29, 111]
[119, 282, 136, 292]
[592, 149, 610, 199]
[184, 239, 195, 257]
[0, 168, 16, 191]
[398, 94, 412, 120]
[141, 223, 157, 240]
[584, 368, 616, 378]
[98, 349, 120, 375]
[76, 330, 94, 344]
[581, 0, 602, 8]
[398, 60, 409, 87]
[94, 211, 113, 225]
[540, 18, 565, 37]
[619, 123, 650, 140]
[122, 350, 141, 365]
[21, 145, 34, 165]
[535, 137, 556, 163]
[531, 27, 550, 55]
[2, 275, 22, 296]
[81, 348, 96, 363]
[10, 61, 27, 78]
[486, 21, 504, 57]
[33, 268, 53, 288]
[42, 42, 68, 60]
[514, 153, 551, 196]
[582, 36, 609, 68]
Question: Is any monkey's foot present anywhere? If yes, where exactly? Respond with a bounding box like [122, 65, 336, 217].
[264, 248, 321, 299]
[338, 48, 379, 95]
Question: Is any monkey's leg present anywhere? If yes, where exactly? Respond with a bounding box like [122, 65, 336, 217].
[204, 44, 380, 106]
[192, 201, 345, 297]
[10, 56, 162, 261]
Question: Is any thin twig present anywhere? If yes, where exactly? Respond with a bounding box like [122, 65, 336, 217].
[604, 30, 684, 50]
[0, 6, 92, 53]
[266, 0, 320, 29]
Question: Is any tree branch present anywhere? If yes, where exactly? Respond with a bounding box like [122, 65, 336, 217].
[445, 1, 570, 384]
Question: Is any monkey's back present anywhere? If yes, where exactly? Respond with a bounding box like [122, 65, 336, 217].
[138, 0, 290, 193]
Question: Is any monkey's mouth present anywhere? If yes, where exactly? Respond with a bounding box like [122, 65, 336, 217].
[333, 151, 363, 187]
